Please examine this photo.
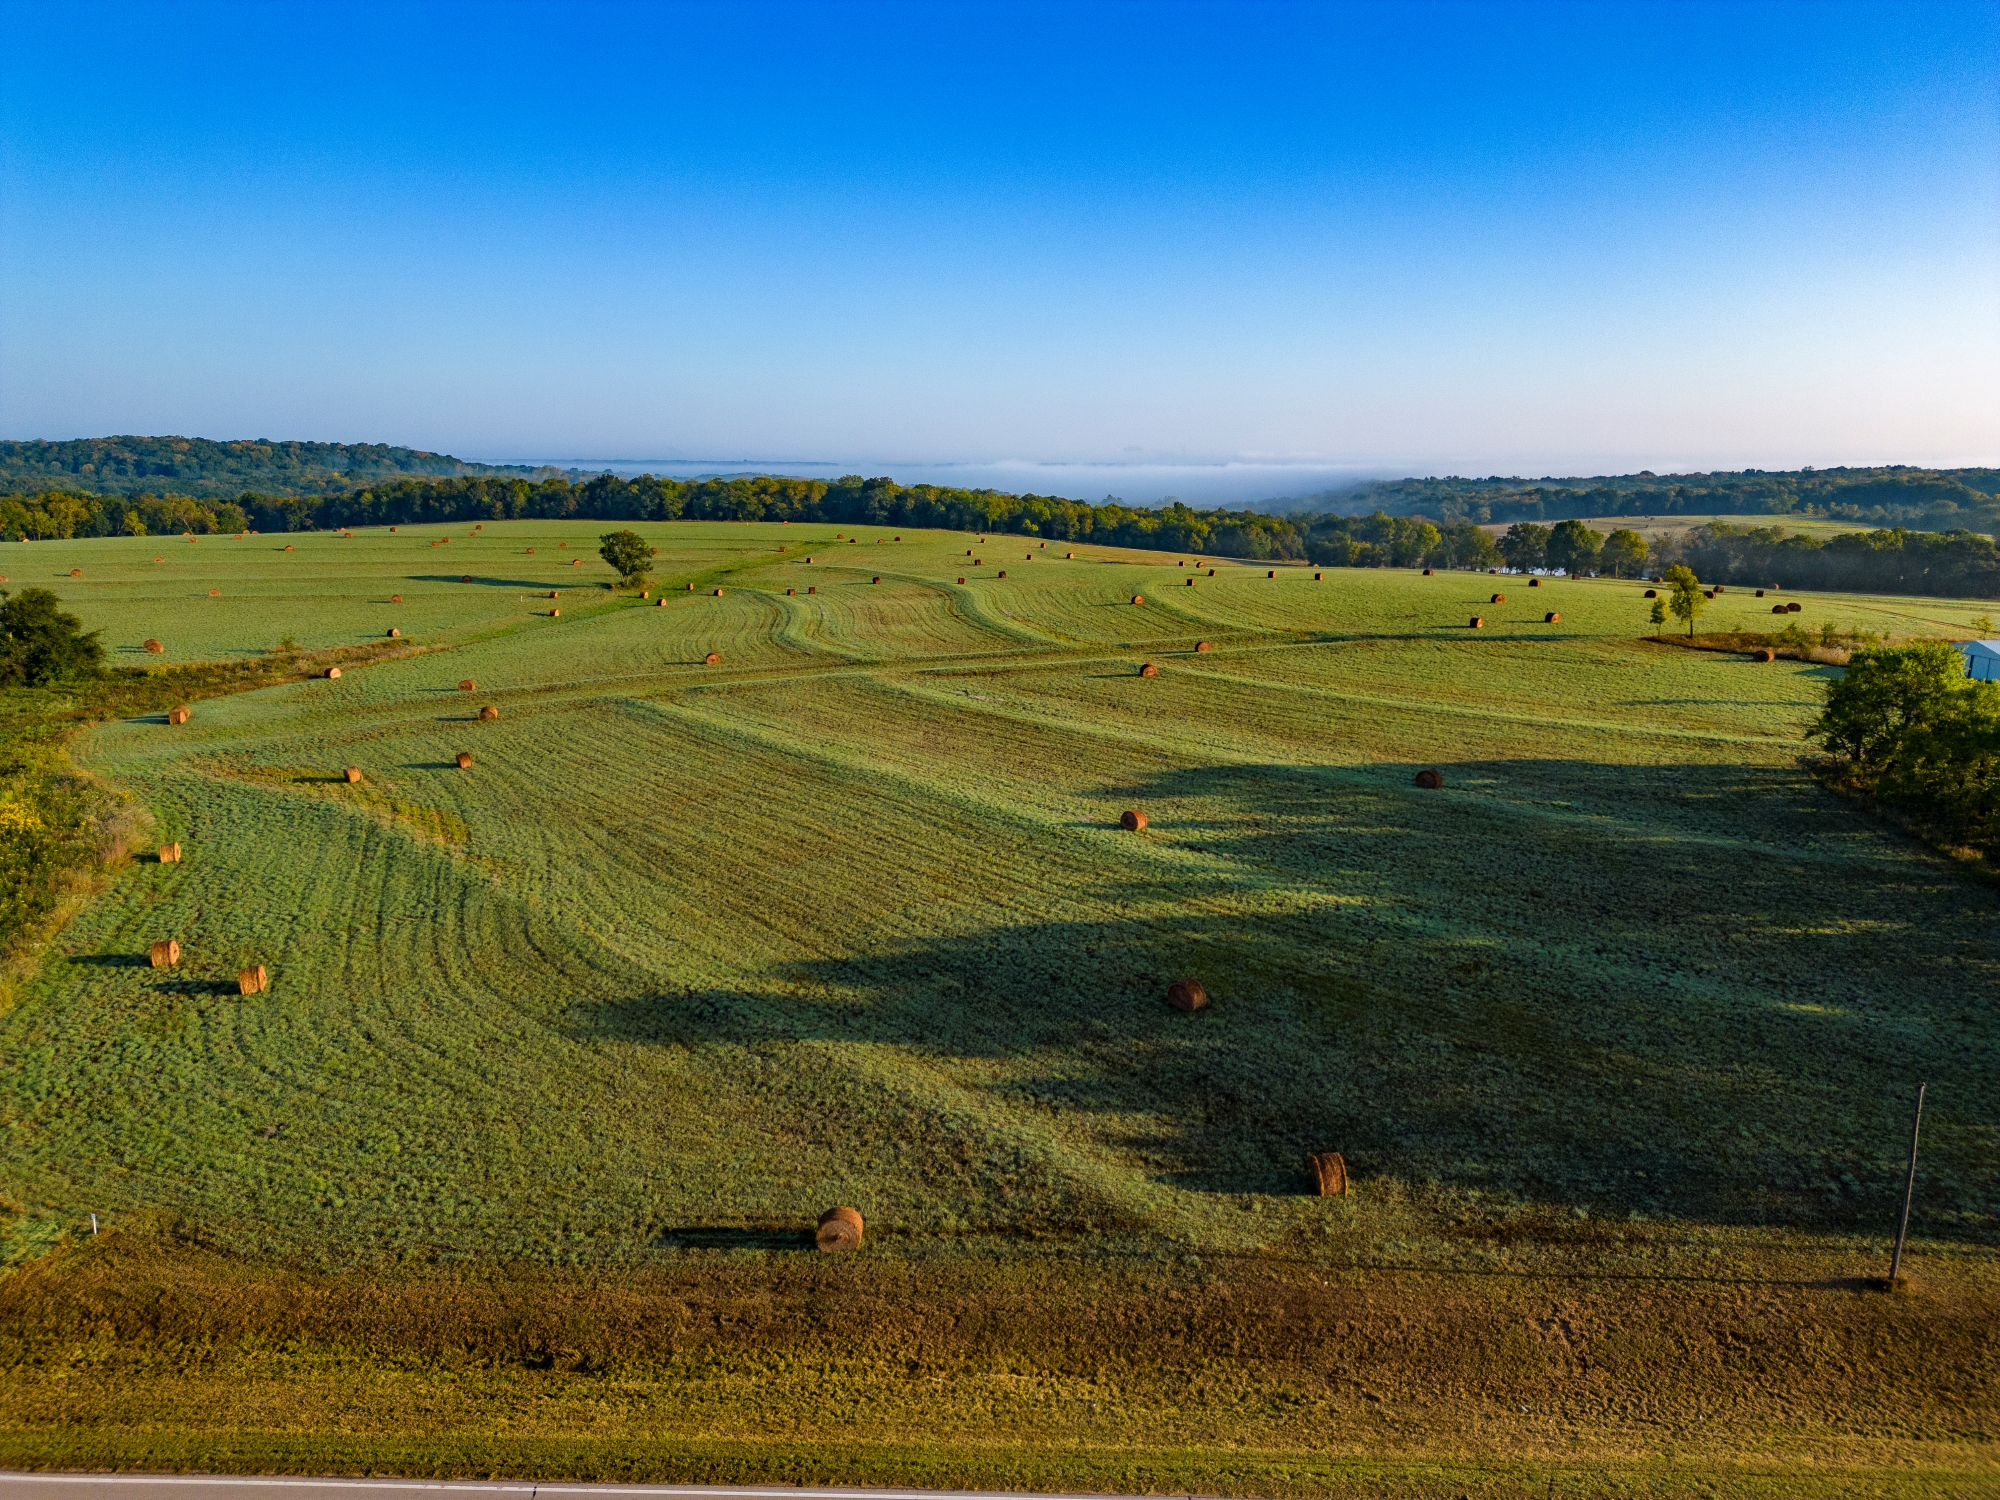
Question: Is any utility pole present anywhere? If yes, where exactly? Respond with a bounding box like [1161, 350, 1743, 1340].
[1887, 1083, 1926, 1291]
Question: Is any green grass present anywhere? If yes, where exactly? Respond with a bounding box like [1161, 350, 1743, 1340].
[2, 520, 1996, 1489]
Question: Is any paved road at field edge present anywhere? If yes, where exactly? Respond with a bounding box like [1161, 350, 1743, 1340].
[1, 1476, 1168, 1500]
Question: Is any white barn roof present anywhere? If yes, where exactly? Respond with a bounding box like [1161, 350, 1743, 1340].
[1960, 639, 2000, 681]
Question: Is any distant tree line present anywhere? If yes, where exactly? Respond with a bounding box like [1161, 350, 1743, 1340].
[1306, 465, 2000, 534]
[0, 436, 552, 501]
[7, 474, 1999, 600]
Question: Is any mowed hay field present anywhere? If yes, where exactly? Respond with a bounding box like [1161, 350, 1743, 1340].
[2, 520, 1997, 1496]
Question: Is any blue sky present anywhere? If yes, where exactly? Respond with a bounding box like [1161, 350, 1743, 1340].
[2, 0, 1995, 501]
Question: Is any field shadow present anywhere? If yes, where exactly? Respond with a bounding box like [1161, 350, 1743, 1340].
[572, 755, 2000, 1238]
[68, 954, 150, 969]
[410, 573, 562, 589]
[653, 1226, 817, 1252]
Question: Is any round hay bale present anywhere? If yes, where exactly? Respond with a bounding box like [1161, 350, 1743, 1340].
[391, 594, 402, 603]
[1544, 611, 1560, 623]
[207, 589, 221, 597]
[1308, 1151, 1349, 1197]
[1131, 594, 1144, 605]
[1026, 553, 1033, 560]
[808, 585, 817, 594]
[873, 576, 882, 583]
[457, 751, 473, 768]
[1490, 593, 1505, 603]
[549, 589, 560, 599]
[713, 588, 724, 597]
[154, 556, 164, 562]
[1468, 616, 1484, 628]
[387, 627, 401, 637]
[1207, 568, 1215, 576]
[1787, 601, 1803, 613]
[527, 547, 535, 554]
[1120, 809, 1147, 831]
[1529, 578, 1541, 587]
[1751, 648, 1775, 662]
[167, 705, 191, 725]
[998, 570, 1007, 578]
[704, 652, 721, 665]
[285, 544, 294, 551]
[1139, 662, 1158, 677]
[550, 608, 560, 617]
[462, 575, 471, 583]
[1703, 589, 1716, 599]
[143, 638, 164, 653]
[816, 1206, 864, 1252]
[571, 558, 582, 566]
[1067, 551, 1074, 559]
[1314, 571, 1323, 580]
[1185, 576, 1195, 585]
[68, 567, 83, 577]
[459, 679, 476, 691]
[158, 843, 182, 864]
[787, 588, 796, 595]
[559, 541, 567, 548]
[657, 597, 667, 606]
[149, 939, 180, 968]
[1268, 570, 1277, 578]
[1714, 585, 1725, 593]
[1755, 589, 1765, 597]
[1643, 589, 1658, 598]
[1166, 978, 1208, 1012]
[344, 767, 363, 784]
[391, 526, 398, 532]
[1772, 604, 1787, 614]
[237, 965, 267, 996]
[1423, 568, 1434, 575]
[1195, 641, 1212, 652]
[325, 666, 341, 679]
[1413, 767, 1444, 789]
[479, 705, 499, 720]
[957, 577, 966, 584]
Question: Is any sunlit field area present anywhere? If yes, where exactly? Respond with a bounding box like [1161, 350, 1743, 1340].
[2, 520, 1995, 1497]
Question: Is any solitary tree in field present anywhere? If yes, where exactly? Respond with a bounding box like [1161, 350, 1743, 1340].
[1649, 597, 1668, 632]
[599, 530, 651, 589]
[1664, 564, 1705, 638]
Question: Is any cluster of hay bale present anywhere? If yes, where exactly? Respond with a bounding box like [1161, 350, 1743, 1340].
[1308, 1151, 1349, 1196]
[1414, 768, 1444, 789]
[816, 1206, 864, 1252]
[1166, 979, 1207, 1012]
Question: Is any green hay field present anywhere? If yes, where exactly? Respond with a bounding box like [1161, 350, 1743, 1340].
[2, 521, 1996, 1493]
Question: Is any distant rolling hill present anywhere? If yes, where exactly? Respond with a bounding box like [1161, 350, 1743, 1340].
[0, 435, 565, 500]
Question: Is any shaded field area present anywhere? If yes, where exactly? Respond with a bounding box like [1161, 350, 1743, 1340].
[1, 520, 1996, 1490]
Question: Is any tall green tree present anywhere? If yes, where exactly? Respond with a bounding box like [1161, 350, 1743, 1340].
[598, 529, 651, 588]
[1664, 564, 1705, 638]
[1546, 519, 1604, 575]
[1600, 527, 1648, 577]
[1499, 522, 1550, 572]
[0, 589, 103, 686]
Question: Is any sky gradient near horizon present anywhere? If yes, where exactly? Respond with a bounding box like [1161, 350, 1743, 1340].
[2, 0, 1997, 503]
